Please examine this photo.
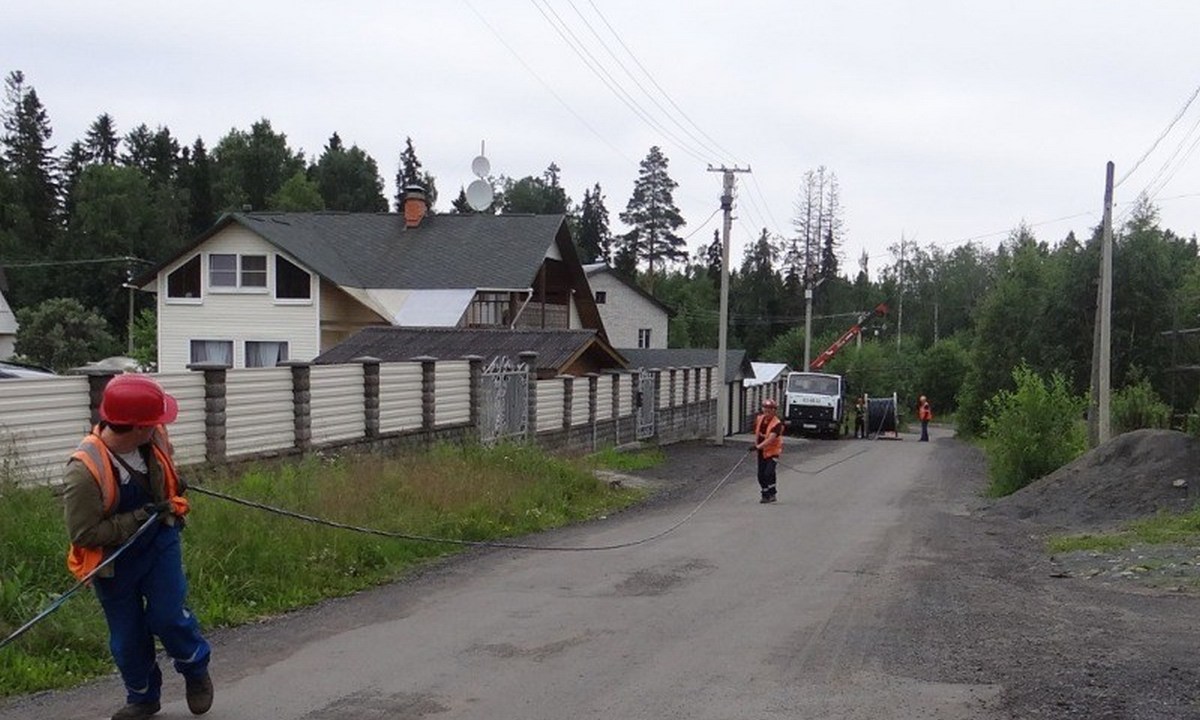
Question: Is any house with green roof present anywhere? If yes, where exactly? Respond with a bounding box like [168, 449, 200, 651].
[135, 190, 607, 372]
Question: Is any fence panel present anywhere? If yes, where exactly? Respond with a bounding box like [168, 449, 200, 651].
[0, 376, 91, 484]
[155, 372, 207, 466]
[379, 363, 423, 433]
[596, 378, 613, 421]
[435, 361, 470, 426]
[224, 368, 295, 458]
[571, 384, 590, 426]
[536, 378, 564, 432]
[310, 365, 365, 445]
[618, 374, 632, 418]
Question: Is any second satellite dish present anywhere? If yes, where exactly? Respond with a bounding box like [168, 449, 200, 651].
[466, 179, 494, 211]
[471, 154, 491, 178]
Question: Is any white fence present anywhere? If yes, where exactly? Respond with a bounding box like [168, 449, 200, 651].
[0, 361, 718, 485]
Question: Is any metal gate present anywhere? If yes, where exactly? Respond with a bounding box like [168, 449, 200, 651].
[480, 356, 529, 446]
[636, 370, 656, 439]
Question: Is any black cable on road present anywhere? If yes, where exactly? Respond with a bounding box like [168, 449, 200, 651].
[189, 450, 750, 552]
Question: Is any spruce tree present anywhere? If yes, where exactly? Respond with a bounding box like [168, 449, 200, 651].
[1, 71, 59, 255]
[577, 183, 611, 264]
[181, 137, 215, 234]
[313, 132, 387, 212]
[84, 113, 120, 165]
[394, 136, 437, 210]
[618, 146, 686, 286]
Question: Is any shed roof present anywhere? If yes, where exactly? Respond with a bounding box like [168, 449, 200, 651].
[617, 348, 753, 384]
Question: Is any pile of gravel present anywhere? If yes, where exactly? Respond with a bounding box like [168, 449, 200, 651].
[987, 429, 1199, 529]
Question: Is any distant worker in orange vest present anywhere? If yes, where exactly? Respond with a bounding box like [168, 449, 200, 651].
[750, 398, 785, 503]
[918, 395, 933, 442]
[62, 374, 214, 720]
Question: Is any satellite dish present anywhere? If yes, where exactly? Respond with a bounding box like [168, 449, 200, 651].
[466, 179, 494, 211]
[471, 155, 491, 178]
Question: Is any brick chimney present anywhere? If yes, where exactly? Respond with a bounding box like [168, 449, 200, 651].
[402, 184, 429, 228]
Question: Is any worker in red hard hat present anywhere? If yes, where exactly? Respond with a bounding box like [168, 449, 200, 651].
[750, 397, 784, 503]
[61, 374, 213, 720]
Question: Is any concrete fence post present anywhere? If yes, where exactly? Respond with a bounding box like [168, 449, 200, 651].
[280, 360, 312, 451]
[668, 367, 677, 408]
[70, 367, 120, 426]
[353, 356, 381, 440]
[562, 375, 574, 432]
[187, 361, 229, 464]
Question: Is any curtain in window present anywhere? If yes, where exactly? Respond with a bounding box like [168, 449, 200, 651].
[191, 340, 233, 365]
[246, 341, 287, 368]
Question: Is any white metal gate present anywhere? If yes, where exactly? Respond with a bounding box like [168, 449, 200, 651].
[636, 370, 656, 439]
[480, 356, 529, 445]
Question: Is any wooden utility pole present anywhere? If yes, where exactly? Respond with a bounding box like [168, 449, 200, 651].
[707, 165, 750, 444]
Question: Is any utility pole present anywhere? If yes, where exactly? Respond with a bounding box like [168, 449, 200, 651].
[896, 235, 905, 349]
[1098, 161, 1115, 444]
[708, 164, 750, 445]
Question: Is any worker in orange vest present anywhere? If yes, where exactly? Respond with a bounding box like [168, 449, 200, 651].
[62, 375, 213, 720]
[750, 398, 785, 503]
[918, 395, 932, 442]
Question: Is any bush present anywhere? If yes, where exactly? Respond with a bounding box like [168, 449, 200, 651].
[1111, 373, 1171, 434]
[982, 364, 1087, 497]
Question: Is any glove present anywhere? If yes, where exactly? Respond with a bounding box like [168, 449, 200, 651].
[748, 445, 758, 453]
[141, 500, 174, 517]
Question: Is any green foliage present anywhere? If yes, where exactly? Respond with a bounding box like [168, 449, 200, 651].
[268, 170, 324, 211]
[0, 443, 642, 695]
[13, 298, 119, 371]
[617, 146, 686, 279]
[211, 119, 306, 212]
[129, 308, 156, 368]
[981, 364, 1087, 496]
[312, 133, 387, 212]
[583, 446, 665, 472]
[1110, 368, 1172, 434]
[501, 163, 571, 215]
[915, 337, 970, 416]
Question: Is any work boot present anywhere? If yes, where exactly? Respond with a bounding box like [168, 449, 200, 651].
[185, 672, 214, 715]
[111, 701, 160, 720]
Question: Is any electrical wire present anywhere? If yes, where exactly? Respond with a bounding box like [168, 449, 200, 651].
[187, 450, 750, 553]
[1115, 82, 1200, 188]
[0, 512, 164, 651]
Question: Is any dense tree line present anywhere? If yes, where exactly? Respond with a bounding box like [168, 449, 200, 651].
[4, 68, 1200, 441]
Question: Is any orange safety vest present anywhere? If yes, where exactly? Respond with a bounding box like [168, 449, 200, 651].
[755, 414, 784, 459]
[66, 425, 189, 581]
[919, 402, 932, 421]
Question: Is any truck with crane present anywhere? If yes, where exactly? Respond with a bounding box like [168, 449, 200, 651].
[784, 303, 889, 437]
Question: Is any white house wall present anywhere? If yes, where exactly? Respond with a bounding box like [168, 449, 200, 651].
[588, 271, 668, 349]
[157, 227, 319, 372]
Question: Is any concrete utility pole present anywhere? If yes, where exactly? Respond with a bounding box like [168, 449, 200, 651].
[707, 164, 750, 445]
[1098, 161, 1115, 443]
[896, 235, 905, 350]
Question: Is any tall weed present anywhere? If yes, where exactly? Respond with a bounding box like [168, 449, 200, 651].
[1111, 369, 1171, 434]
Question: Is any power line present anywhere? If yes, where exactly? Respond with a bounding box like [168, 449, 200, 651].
[2, 256, 152, 269]
[1116, 82, 1200, 188]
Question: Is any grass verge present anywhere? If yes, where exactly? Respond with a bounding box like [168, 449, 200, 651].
[1046, 507, 1200, 554]
[0, 442, 657, 697]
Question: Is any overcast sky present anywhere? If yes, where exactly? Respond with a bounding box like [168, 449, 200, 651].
[5, 1, 1200, 274]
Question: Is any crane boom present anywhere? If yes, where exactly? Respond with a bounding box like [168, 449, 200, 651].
[808, 303, 889, 370]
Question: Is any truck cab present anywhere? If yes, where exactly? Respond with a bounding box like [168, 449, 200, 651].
[784, 371, 845, 437]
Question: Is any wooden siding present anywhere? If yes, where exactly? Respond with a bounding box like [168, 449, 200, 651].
[157, 227, 319, 372]
[0, 375, 91, 484]
[155, 372, 208, 466]
[434, 361, 471, 426]
[536, 378, 564, 432]
[224, 368, 296, 457]
[310, 365, 366, 444]
[379, 363, 423, 433]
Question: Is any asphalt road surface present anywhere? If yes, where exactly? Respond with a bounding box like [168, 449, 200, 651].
[6, 425, 1192, 719]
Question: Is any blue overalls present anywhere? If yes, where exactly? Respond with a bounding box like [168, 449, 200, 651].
[93, 456, 210, 705]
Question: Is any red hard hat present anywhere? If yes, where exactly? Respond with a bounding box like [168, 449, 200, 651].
[762, 398, 777, 408]
[99, 374, 179, 426]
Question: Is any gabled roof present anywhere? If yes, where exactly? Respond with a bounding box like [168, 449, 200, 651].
[0, 287, 17, 335]
[314, 326, 627, 375]
[583, 263, 675, 317]
[617, 348, 754, 384]
[136, 212, 568, 290]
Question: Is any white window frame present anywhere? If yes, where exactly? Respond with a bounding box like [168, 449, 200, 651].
[208, 253, 269, 294]
[165, 254, 203, 304]
[638, 328, 652, 349]
[273, 255, 313, 305]
[245, 340, 290, 368]
[189, 339, 234, 366]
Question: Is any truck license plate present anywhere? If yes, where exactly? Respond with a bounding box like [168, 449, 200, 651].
[802, 423, 817, 429]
